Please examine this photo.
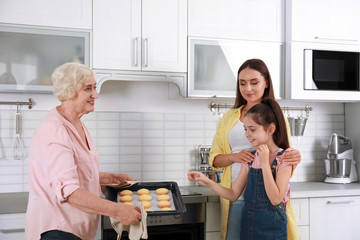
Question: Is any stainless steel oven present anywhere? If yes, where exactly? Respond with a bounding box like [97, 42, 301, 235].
[102, 189, 206, 240]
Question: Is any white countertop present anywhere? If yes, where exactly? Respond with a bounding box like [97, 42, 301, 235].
[2, 182, 360, 214]
[181, 182, 360, 200]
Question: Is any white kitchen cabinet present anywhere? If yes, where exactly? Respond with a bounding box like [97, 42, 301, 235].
[0, 213, 25, 240]
[205, 200, 221, 239]
[309, 196, 360, 240]
[188, 0, 284, 42]
[188, 38, 284, 98]
[93, 0, 187, 73]
[0, 0, 92, 29]
[287, 0, 360, 44]
[291, 198, 309, 240]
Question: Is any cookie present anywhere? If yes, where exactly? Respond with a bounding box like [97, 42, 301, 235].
[119, 190, 133, 196]
[155, 188, 169, 195]
[137, 188, 150, 195]
[144, 208, 154, 212]
[160, 207, 173, 211]
[123, 202, 133, 206]
[139, 194, 152, 201]
[142, 201, 152, 209]
[120, 195, 133, 202]
[158, 200, 171, 208]
[157, 195, 170, 201]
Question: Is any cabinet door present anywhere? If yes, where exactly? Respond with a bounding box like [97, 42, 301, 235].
[0, 0, 92, 29]
[93, 0, 187, 72]
[189, 0, 284, 42]
[310, 196, 360, 240]
[0, 213, 25, 240]
[289, 0, 360, 44]
[291, 198, 309, 226]
[142, 0, 187, 72]
[188, 38, 284, 98]
[93, 0, 142, 70]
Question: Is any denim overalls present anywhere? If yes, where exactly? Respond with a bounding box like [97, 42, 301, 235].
[240, 150, 287, 240]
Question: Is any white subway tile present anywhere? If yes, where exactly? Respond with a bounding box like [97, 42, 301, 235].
[143, 113, 164, 121]
[165, 113, 184, 121]
[143, 121, 164, 129]
[142, 155, 163, 163]
[120, 113, 142, 121]
[143, 163, 163, 171]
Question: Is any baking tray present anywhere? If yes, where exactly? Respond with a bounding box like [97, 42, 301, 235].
[105, 181, 186, 216]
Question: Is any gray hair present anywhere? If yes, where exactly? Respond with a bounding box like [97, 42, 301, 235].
[51, 62, 94, 102]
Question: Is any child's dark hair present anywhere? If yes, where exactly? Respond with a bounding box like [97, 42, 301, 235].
[245, 98, 290, 149]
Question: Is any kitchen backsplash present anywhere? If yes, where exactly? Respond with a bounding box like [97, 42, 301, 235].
[0, 107, 345, 193]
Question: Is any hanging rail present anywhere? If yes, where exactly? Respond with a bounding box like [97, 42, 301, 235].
[210, 102, 312, 116]
[0, 98, 33, 109]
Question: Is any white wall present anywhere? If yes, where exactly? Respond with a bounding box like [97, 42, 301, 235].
[0, 80, 345, 193]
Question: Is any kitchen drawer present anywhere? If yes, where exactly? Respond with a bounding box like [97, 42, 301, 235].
[298, 225, 309, 240]
[206, 201, 221, 232]
[0, 213, 25, 240]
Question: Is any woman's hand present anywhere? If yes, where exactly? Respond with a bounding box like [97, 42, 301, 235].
[115, 204, 142, 226]
[230, 150, 255, 164]
[99, 172, 136, 184]
[283, 148, 301, 166]
[188, 171, 211, 186]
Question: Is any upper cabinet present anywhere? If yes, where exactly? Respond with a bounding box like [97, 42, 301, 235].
[93, 0, 187, 73]
[287, 0, 360, 44]
[188, 0, 284, 42]
[0, 0, 92, 29]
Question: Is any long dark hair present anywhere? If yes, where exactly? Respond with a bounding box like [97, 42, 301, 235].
[233, 59, 275, 108]
[245, 98, 289, 150]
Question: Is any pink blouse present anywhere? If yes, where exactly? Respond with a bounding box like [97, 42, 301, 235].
[26, 108, 101, 240]
[242, 148, 291, 203]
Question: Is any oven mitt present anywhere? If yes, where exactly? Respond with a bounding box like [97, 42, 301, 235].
[110, 202, 148, 240]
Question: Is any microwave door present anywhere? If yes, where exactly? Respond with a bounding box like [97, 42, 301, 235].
[304, 49, 319, 90]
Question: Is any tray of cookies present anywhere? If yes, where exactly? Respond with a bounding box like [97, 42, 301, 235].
[105, 181, 186, 216]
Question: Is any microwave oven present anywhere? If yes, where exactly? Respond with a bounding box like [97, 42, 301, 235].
[286, 42, 360, 101]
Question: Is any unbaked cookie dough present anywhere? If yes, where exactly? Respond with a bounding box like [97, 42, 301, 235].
[137, 188, 150, 195]
[155, 188, 169, 195]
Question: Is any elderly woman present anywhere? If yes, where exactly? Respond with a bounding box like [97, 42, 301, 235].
[25, 63, 141, 240]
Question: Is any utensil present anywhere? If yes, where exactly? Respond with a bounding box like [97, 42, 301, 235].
[294, 116, 308, 136]
[13, 104, 24, 160]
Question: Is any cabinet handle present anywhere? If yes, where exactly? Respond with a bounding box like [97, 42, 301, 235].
[314, 36, 358, 42]
[0, 228, 25, 233]
[144, 38, 149, 68]
[134, 37, 139, 67]
[326, 200, 353, 205]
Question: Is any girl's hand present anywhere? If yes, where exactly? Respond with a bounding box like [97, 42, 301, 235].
[257, 144, 270, 167]
[188, 171, 211, 186]
[283, 148, 301, 165]
[230, 150, 254, 164]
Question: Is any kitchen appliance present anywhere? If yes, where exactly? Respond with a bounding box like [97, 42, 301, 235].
[286, 42, 360, 100]
[195, 145, 222, 183]
[324, 133, 358, 184]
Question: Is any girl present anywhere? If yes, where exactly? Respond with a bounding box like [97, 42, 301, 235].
[188, 97, 293, 240]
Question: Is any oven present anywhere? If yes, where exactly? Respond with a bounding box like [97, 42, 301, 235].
[101, 189, 206, 240]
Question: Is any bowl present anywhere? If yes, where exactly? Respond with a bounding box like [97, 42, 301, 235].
[324, 158, 352, 178]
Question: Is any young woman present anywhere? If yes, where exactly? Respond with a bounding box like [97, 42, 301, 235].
[209, 59, 300, 240]
[189, 98, 293, 239]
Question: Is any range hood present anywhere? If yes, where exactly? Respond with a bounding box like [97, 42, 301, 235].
[93, 69, 187, 97]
